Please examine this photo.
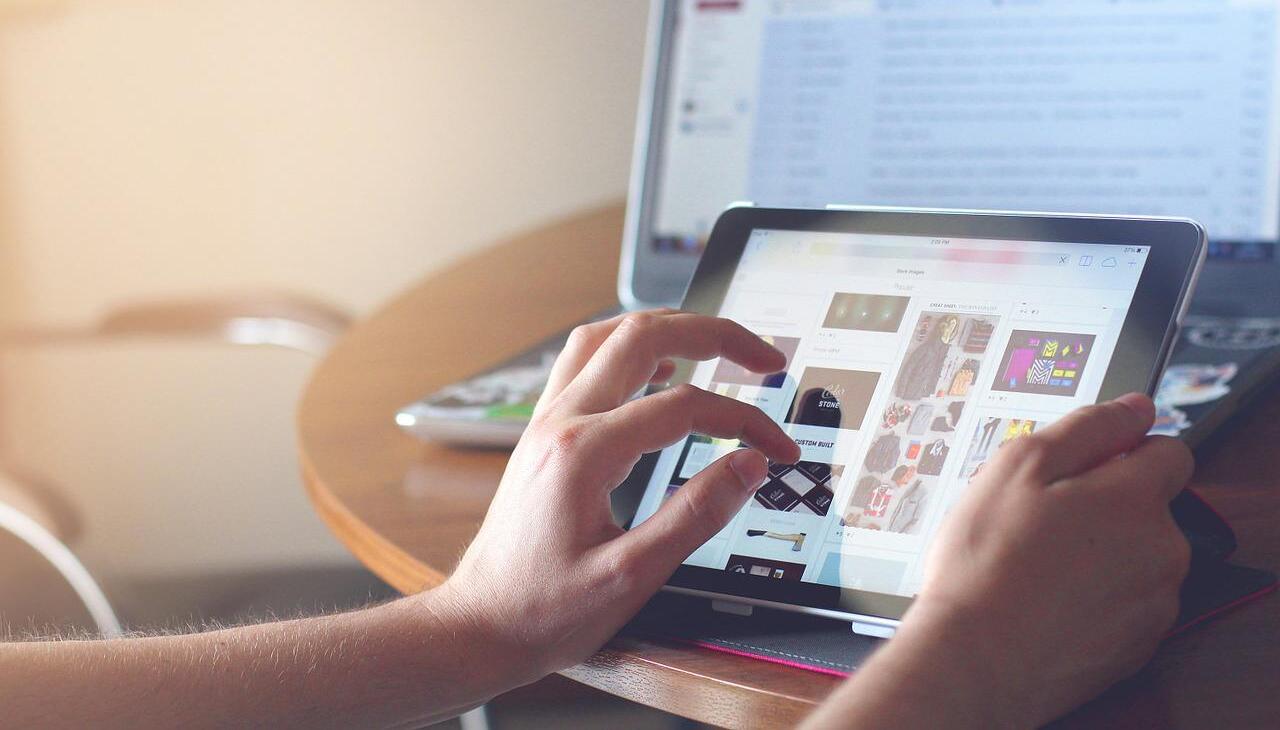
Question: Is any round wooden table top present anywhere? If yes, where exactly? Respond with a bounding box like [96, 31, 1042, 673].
[298, 202, 1280, 729]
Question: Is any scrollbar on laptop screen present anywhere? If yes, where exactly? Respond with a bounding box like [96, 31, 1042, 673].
[647, 0, 1280, 256]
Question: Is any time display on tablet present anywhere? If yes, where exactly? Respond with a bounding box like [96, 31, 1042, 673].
[630, 229, 1152, 599]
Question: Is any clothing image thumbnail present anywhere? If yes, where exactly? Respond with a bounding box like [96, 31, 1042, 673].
[895, 314, 959, 400]
[958, 417, 1039, 481]
[844, 475, 929, 534]
[993, 330, 1096, 397]
[823, 293, 911, 333]
[711, 335, 801, 388]
[753, 460, 843, 516]
[785, 368, 880, 431]
[893, 314, 995, 400]
[841, 310, 1001, 535]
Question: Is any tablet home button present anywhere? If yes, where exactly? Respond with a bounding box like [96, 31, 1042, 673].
[852, 622, 897, 640]
[710, 600, 754, 617]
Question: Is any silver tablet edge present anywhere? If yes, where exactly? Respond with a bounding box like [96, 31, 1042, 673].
[661, 585, 901, 637]
[655, 208, 1208, 635]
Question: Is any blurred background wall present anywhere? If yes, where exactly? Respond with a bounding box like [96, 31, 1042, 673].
[0, 0, 646, 600]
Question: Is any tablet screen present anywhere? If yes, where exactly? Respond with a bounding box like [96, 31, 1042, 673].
[630, 229, 1152, 599]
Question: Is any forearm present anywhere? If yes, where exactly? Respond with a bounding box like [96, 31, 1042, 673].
[0, 584, 536, 729]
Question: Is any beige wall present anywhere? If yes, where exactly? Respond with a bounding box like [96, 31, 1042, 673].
[0, 0, 647, 579]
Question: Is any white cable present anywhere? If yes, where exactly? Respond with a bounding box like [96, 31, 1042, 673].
[0, 500, 122, 638]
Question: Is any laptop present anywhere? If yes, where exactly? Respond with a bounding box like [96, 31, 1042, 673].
[400, 0, 1280, 448]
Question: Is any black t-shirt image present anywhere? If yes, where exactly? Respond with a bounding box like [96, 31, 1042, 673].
[793, 385, 844, 428]
[785, 368, 880, 431]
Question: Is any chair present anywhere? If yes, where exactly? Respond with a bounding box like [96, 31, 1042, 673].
[0, 292, 351, 637]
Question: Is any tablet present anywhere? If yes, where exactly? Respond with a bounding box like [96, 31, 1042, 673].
[617, 205, 1206, 636]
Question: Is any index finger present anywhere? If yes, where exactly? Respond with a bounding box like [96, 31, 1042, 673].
[1062, 434, 1194, 503]
[1001, 393, 1156, 484]
[533, 311, 655, 419]
[563, 312, 787, 414]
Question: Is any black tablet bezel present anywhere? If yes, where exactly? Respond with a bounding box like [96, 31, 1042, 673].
[614, 206, 1206, 621]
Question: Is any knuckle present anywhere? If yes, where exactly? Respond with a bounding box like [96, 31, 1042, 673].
[526, 409, 556, 433]
[1160, 437, 1196, 479]
[605, 550, 630, 578]
[542, 419, 593, 458]
[678, 483, 723, 528]
[1139, 438, 1194, 499]
[521, 417, 595, 476]
[1000, 436, 1052, 475]
[565, 323, 602, 350]
[620, 311, 659, 334]
[614, 313, 662, 351]
[666, 382, 704, 405]
[598, 549, 644, 595]
[1098, 399, 1139, 430]
[1071, 400, 1128, 436]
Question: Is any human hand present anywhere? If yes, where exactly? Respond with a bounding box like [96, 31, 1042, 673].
[0, 309, 797, 730]
[805, 394, 1193, 729]
[434, 310, 800, 683]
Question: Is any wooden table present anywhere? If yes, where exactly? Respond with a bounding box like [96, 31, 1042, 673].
[297, 202, 1280, 728]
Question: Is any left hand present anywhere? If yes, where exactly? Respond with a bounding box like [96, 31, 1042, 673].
[802, 394, 1193, 729]
[434, 310, 801, 681]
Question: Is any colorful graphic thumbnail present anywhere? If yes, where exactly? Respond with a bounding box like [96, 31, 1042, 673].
[993, 330, 1096, 397]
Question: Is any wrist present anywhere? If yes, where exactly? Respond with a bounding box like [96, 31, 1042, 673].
[392, 581, 547, 698]
[875, 599, 1035, 729]
[809, 598, 1035, 730]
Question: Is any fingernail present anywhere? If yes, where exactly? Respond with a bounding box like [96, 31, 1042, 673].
[729, 449, 768, 490]
[1114, 392, 1155, 420]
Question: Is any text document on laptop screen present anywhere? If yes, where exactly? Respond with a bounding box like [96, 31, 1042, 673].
[646, 0, 1280, 258]
[631, 229, 1153, 597]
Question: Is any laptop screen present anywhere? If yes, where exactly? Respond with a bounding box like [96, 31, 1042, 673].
[629, 0, 1280, 305]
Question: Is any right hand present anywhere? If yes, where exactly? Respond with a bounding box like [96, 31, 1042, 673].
[436, 310, 799, 684]
[806, 394, 1194, 729]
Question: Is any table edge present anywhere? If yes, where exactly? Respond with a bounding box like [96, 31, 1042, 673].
[298, 447, 446, 594]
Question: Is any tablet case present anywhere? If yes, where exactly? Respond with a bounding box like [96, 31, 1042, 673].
[625, 490, 1276, 676]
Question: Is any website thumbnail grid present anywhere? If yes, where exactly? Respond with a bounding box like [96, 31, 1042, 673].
[632, 229, 1151, 598]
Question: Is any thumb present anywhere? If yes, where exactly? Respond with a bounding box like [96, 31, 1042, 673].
[619, 448, 769, 584]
